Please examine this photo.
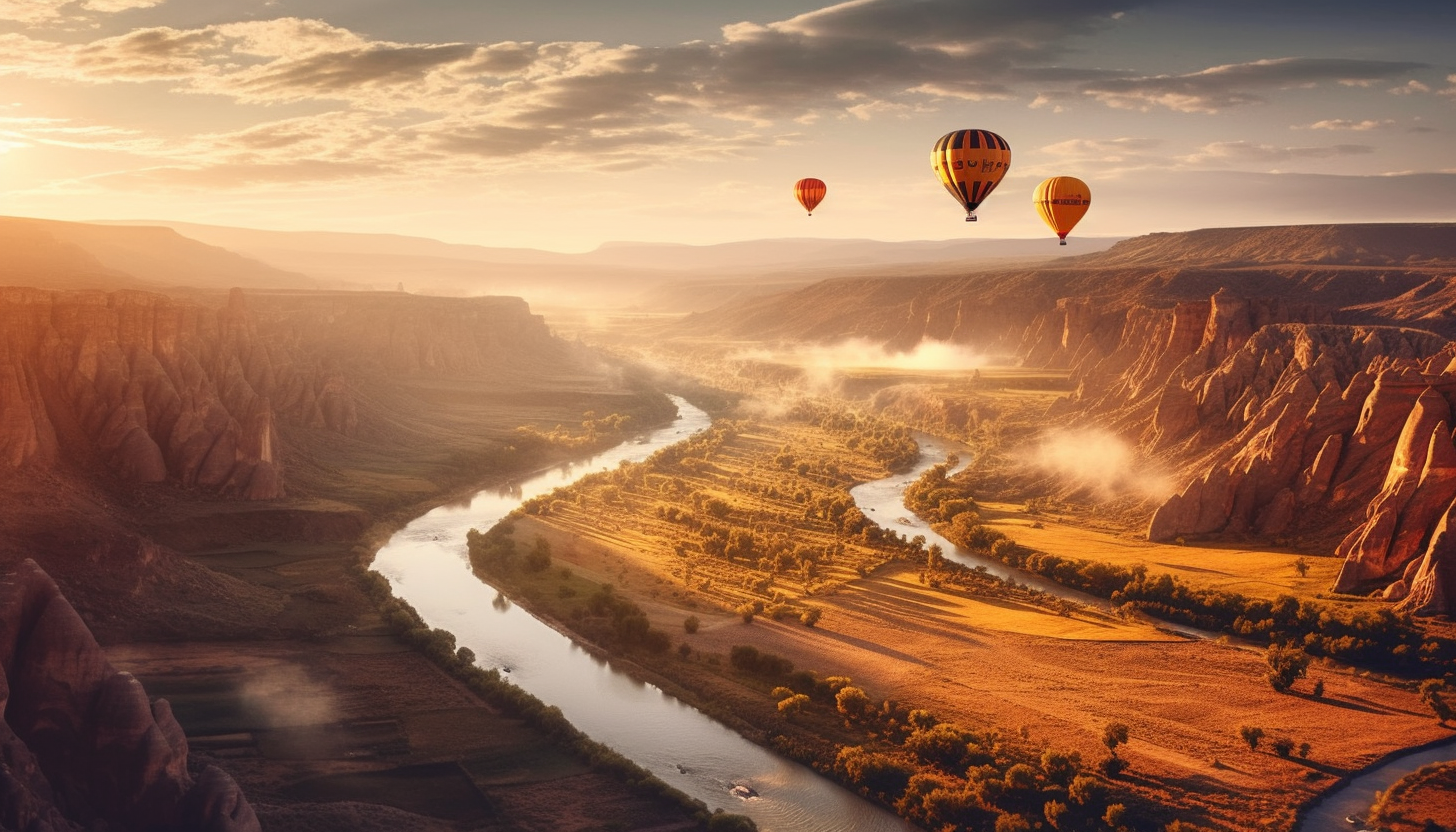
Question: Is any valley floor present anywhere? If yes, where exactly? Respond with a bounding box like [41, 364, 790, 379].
[499, 414, 1454, 832]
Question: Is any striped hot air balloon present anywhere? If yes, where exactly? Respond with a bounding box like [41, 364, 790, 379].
[931, 129, 1011, 222]
[795, 177, 827, 216]
[1034, 176, 1091, 245]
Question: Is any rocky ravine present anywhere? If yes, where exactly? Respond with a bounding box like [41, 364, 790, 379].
[1028, 288, 1456, 613]
[0, 559, 259, 832]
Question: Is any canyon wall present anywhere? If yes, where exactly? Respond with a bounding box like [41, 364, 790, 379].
[0, 559, 259, 831]
[0, 287, 564, 499]
[0, 288, 345, 499]
[1027, 289, 1456, 612]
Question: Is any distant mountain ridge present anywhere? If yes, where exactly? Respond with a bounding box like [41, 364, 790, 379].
[0, 217, 312, 291]
[676, 222, 1456, 348]
[82, 220, 1115, 303]
[1075, 223, 1456, 269]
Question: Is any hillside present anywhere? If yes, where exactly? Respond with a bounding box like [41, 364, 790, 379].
[0, 217, 311, 291]
[673, 223, 1456, 350]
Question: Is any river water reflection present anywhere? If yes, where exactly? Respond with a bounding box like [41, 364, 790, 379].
[371, 397, 915, 832]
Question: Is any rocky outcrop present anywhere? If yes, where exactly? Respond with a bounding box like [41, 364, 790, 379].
[1142, 334, 1454, 547]
[0, 559, 259, 831]
[1025, 284, 1456, 610]
[0, 287, 360, 498]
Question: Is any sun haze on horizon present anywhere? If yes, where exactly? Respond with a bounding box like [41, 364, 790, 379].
[0, 0, 1453, 251]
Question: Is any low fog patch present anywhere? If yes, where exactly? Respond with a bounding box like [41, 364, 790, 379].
[1032, 429, 1173, 500]
[736, 338, 985, 389]
[240, 663, 338, 728]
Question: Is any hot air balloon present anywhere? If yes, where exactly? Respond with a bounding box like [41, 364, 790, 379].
[1033, 176, 1091, 245]
[931, 129, 1010, 222]
[795, 178, 827, 216]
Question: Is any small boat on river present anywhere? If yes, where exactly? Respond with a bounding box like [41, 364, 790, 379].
[730, 784, 759, 799]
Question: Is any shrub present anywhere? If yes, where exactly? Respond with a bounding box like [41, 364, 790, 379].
[1099, 756, 1128, 777]
[1271, 736, 1295, 758]
[836, 686, 871, 721]
[1239, 725, 1264, 750]
[684, 615, 700, 634]
[1266, 645, 1311, 693]
[1103, 722, 1129, 756]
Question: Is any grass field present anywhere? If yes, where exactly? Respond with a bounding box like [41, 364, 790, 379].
[980, 501, 1356, 604]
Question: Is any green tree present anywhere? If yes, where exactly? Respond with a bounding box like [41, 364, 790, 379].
[836, 686, 871, 722]
[778, 693, 811, 720]
[1103, 722, 1130, 757]
[1419, 679, 1454, 723]
[1040, 749, 1082, 787]
[1239, 725, 1264, 750]
[706, 811, 758, 832]
[1265, 644, 1310, 693]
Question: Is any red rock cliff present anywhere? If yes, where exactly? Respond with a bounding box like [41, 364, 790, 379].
[0, 288, 354, 498]
[0, 559, 259, 831]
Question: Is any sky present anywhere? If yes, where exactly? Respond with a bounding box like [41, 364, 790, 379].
[1, 0, 1453, 251]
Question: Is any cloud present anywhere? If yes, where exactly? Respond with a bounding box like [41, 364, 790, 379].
[1040, 137, 1163, 162]
[0, 0, 1436, 193]
[1180, 140, 1374, 165]
[1081, 57, 1427, 113]
[1299, 118, 1393, 131]
[0, 0, 162, 24]
[82, 0, 163, 12]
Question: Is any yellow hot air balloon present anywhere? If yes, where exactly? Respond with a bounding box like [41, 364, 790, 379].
[1034, 176, 1091, 245]
[931, 129, 1010, 222]
[795, 177, 827, 216]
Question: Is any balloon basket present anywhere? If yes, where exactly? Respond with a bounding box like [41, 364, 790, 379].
[1059, 239, 1067, 245]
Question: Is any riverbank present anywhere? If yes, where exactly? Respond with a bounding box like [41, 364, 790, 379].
[500, 411, 1455, 831]
[96, 388, 715, 832]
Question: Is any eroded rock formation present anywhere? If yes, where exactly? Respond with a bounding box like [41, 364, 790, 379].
[0, 559, 259, 831]
[1029, 286, 1456, 611]
[0, 288, 352, 498]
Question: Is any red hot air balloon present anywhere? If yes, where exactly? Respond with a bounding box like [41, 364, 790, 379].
[931, 129, 1010, 222]
[795, 178, 827, 216]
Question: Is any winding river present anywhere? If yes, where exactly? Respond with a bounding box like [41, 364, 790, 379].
[371, 401, 1452, 830]
[371, 397, 914, 832]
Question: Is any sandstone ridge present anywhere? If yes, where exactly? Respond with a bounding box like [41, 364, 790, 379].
[1030, 288, 1456, 612]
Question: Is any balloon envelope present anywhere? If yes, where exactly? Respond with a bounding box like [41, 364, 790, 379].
[795, 178, 827, 215]
[931, 130, 1010, 221]
[1033, 176, 1091, 244]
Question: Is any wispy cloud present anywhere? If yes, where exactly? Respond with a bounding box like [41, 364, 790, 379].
[1180, 140, 1374, 166]
[1298, 118, 1393, 131]
[0, 0, 1439, 194]
[1080, 57, 1427, 113]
